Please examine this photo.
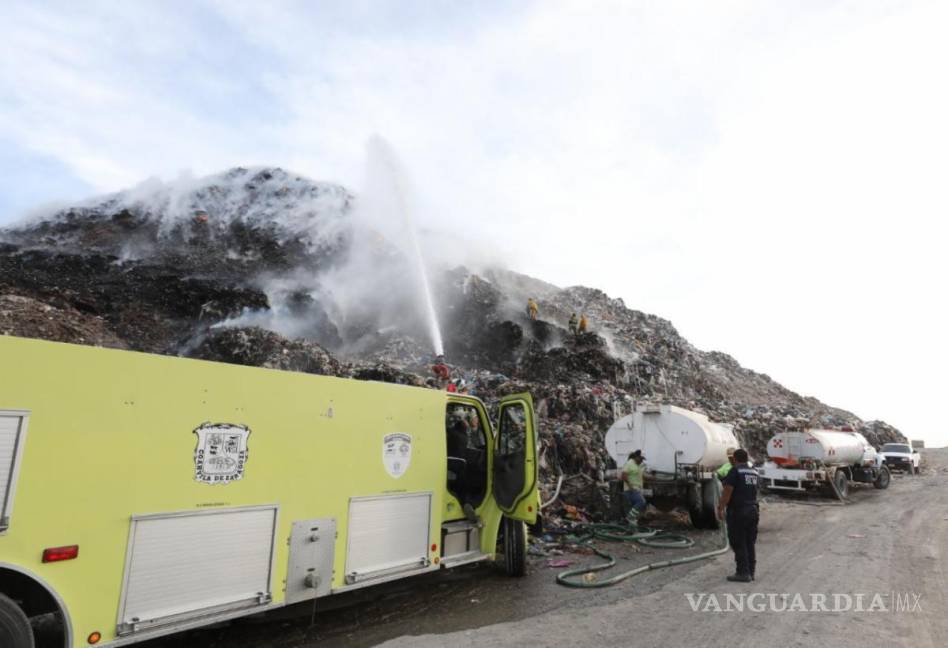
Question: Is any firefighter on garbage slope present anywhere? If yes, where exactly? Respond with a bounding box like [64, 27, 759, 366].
[431, 355, 451, 387]
[527, 298, 539, 320]
[578, 314, 588, 333]
[568, 313, 578, 335]
[716, 448, 759, 582]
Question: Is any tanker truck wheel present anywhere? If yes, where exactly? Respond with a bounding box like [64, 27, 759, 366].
[700, 479, 721, 530]
[832, 470, 849, 499]
[0, 593, 34, 648]
[687, 482, 704, 528]
[502, 517, 526, 577]
[873, 466, 890, 490]
[688, 504, 703, 529]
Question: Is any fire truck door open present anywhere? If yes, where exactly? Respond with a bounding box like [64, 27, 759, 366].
[492, 393, 537, 522]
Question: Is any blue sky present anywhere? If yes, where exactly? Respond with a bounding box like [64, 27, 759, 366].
[0, 137, 93, 218]
[2, 1, 946, 444]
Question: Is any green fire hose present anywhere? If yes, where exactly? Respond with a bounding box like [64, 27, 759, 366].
[554, 518, 730, 588]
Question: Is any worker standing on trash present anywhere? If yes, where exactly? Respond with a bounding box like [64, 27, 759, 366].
[527, 298, 539, 320]
[716, 448, 759, 582]
[568, 313, 578, 335]
[431, 355, 451, 388]
[578, 313, 588, 333]
[621, 449, 647, 517]
[716, 447, 736, 479]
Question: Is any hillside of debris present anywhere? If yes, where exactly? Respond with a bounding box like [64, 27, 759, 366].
[0, 166, 905, 517]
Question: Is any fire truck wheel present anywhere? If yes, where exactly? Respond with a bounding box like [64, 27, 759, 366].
[873, 466, 890, 490]
[0, 593, 34, 648]
[503, 517, 526, 577]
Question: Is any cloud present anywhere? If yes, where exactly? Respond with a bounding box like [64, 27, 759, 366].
[1, 0, 946, 443]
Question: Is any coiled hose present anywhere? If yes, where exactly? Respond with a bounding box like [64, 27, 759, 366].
[554, 518, 730, 588]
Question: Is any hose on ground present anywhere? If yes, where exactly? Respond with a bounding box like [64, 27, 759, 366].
[540, 474, 565, 510]
[827, 470, 849, 503]
[554, 518, 730, 588]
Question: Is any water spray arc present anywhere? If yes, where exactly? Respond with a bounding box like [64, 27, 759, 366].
[368, 137, 444, 357]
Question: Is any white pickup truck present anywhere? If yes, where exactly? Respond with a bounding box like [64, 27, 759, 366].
[879, 442, 921, 474]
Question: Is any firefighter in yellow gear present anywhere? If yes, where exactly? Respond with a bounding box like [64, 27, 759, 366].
[527, 298, 539, 320]
[578, 314, 588, 333]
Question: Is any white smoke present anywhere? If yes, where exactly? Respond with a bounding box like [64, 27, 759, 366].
[272, 136, 447, 358]
[19, 166, 352, 255]
[204, 139, 452, 360]
[9, 142, 497, 363]
[359, 136, 443, 355]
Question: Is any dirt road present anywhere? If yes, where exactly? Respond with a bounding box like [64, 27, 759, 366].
[144, 450, 948, 648]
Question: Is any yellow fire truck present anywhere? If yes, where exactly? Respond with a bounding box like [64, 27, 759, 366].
[0, 336, 538, 647]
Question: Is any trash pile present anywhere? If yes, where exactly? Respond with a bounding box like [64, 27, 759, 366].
[0, 241, 268, 353]
[190, 326, 427, 388]
[0, 293, 127, 349]
[190, 327, 346, 377]
[3, 167, 352, 274]
[0, 166, 908, 521]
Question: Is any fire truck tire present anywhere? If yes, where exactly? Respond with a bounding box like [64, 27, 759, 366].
[873, 466, 890, 490]
[503, 517, 526, 577]
[0, 593, 34, 648]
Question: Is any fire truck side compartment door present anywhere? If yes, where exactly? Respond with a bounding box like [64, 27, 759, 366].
[344, 492, 432, 585]
[0, 410, 28, 533]
[492, 393, 538, 523]
[117, 505, 277, 635]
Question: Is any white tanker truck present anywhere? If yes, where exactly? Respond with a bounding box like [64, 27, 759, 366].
[758, 429, 891, 497]
[605, 403, 739, 529]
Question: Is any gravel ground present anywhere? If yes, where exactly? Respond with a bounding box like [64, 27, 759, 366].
[385, 449, 948, 648]
[141, 450, 947, 648]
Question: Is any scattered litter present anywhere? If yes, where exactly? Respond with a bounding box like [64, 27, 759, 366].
[546, 559, 574, 568]
[562, 504, 589, 522]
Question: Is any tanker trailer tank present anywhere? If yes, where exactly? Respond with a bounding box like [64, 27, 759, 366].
[760, 429, 890, 498]
[604, 403, 740, 529]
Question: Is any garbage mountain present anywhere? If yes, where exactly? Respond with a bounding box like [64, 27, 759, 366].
[0, 166, 906, 518]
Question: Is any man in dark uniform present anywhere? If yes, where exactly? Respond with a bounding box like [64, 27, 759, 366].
[716, 448, 759, 582]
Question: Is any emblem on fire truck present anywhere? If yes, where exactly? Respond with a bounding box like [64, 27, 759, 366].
[382, 432, 412, 479]
[193, 423, 250, 484]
